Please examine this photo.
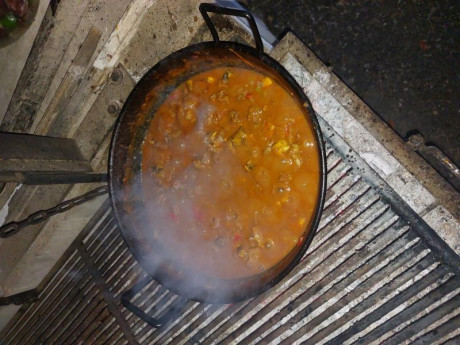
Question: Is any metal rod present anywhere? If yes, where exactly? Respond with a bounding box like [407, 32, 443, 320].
[0, 172, 108, 184]
[77, 244, 139, 345]
[0, 290, 38, 306]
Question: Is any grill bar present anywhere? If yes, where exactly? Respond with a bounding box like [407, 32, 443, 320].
[324, 173, 361, 209]
[199, 210, 398, 342]
[89, 222, 121, 263]
[13, 263, 91, 345]
[318, 182, 373, 232]
[63, 299, 108, 345]
[309, 194, 384, 253]
[343, 275, 457, 344]
[100, 244, 131, 281]
[2, 252, 82, 343]
[235, 232, 421, 344]
[231, 239, 428, 344]
[84, 316, 117, 345]
[388, 301, 460, 344]
[430, 322, 460, 345]
[50, 283, 101, 345]
[291, 259, 440, 345]
[318, 262, 450, 345]
[326, 152, 342, 173]
[37, 274, 96, 345]
[152, 301, 201, 344]
[364, 281, 460, 345]
[2, 104, 459, 345]
[320, 117, 460, 277]
[161, 303, 221, 345]
[77, 244, 137, 345]
[84, 218, 117, 251]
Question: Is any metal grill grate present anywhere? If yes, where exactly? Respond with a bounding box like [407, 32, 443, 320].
[1, 128, 459, 344]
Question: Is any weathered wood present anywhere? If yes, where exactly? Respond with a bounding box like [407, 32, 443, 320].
[32, 27, 102, 135]
[0, 0, 51, 126]
[71, 64, 136, 161]
[44, 0, 134, 139]
[0, 0, 93, 133]
[0, 183, 71, 286]
[0, 0, 132, 302]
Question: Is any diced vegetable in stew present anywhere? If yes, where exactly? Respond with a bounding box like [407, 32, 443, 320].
[142, 67, 320, 279]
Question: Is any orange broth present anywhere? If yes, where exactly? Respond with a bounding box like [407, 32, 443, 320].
[142, 67, 320, 278]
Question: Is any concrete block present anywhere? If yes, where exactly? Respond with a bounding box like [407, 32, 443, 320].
[423, 206, 460, 256]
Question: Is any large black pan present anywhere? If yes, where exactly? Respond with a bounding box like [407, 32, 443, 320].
[109, 3, 326, 312]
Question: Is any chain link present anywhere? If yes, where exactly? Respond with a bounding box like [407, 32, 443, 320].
[0, 185, 109, 238]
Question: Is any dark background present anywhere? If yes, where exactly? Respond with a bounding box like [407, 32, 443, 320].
[241, 0, 459, 166]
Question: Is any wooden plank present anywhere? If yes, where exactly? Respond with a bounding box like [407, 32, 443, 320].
[67, 64, 136, 161]
[0, 183, 72, 288]
[41, 0, 133, 139]
[32, 27, 102, 135]
[0, 0, 51, 125]
[0, 0, 131, 304]
[0, 0, 93, 133]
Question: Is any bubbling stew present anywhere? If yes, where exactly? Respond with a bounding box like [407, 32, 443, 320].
[142, 67, 320, 279]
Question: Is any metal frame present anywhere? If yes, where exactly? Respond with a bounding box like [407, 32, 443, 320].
[0, 132, 107, 185]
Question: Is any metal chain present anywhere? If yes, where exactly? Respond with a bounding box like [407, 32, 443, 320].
[0, 185, 108, 238]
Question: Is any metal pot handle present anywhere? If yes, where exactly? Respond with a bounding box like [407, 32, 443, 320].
[121, 276, 188, 328]
[199, 3, 264, 56]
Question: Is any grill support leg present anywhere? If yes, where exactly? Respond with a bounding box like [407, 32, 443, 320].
[121, 276, 188, 328]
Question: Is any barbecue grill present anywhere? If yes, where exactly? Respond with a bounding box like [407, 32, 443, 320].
[0, 1, 458, 344]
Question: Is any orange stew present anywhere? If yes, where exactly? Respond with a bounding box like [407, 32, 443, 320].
[142, 67, 320, 279]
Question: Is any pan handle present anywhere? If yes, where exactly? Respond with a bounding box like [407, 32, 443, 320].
[121, 276, 188, 328]
[199, 3, 264, 56]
